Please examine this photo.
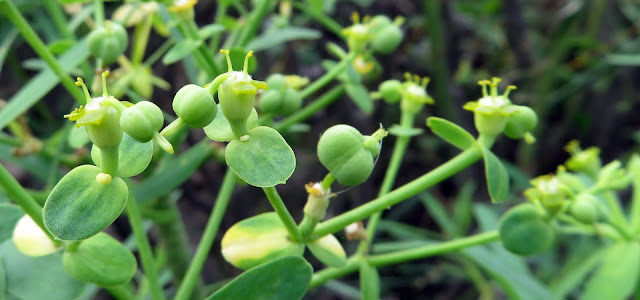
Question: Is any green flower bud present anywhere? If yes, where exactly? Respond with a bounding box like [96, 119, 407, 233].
[258, 88, 302, 116]
[368, 15, 392, 33]
[221, 213, 304, 270]
[400, 73, 434, 114]
[565, 140, 601, 178]
[266, 74, 286, 90]
[499, 203, 555, 256]
[217, 50, 268, 138]
[504, 105, 537, 140]
[371, 23, 403, 54]
[317, 125, 387, 186]
[377, 79, 402, 103]
[119, 101, 163, 142]
[570, 194, 599, 224]
[341, 12, 371, 52]
[528, 175, 568, 216]
[63, 233, 136, 287]
[87, 21, 128, 65]
[173, 84, 217, 128]
[463, 78, 519, 137]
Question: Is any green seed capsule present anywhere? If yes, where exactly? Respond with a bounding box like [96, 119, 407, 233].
[87, 21, 128, 65]
[258, 88, 302, 116]
[570, 194, 599, 224]
[172, 84, 217, 128]
[317, 125, 374, 186]
[119, 101, 163, 142]
[378, 79, 402, 103]
[371, 24, 403, 54]
[504, 105, 538, 139]
[499, 203, 555, 256]
[265, 74, 286, 90]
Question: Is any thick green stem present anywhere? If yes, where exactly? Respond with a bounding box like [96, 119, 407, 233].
[98, 146, 119, 176]
[93, 0, 104, 27]
[1, 0, 85, 104]
[274, 85, 345, 132]
[154, 196, 203, 299]
[310, 231, 499, 288]
[313, 147, 483, 238]
[300, 53, 355, 100]
[358, 112, 415, 255]
[0, 163, 53, 240]
[298, 216, 318, 242]
[125, 186, 165, 300]
[263, 186, 303, 242]
[174, 169, 236, 300]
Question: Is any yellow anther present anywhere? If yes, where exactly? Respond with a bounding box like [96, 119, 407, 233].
[503, 85, 517, 97]
[351, 12, 360, 24]
[220, 49, 233, 72]
[305, 182, 323, 196]
[76, 77, 92, 101]
[404, 72, 412, 82]
[491, 77, 502, 84]
[421, 77, 430, 88]
[243, 50, 254, 74]
[413, 74, 420, 84]
[564, 140, 581, 154]
[362, 15, 371, 24]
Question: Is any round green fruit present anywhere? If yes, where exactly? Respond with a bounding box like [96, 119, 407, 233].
[504, 106, 538, 139]
[119, 101, 163, 142]
[317, 125, 375, 186]
[499, 203, 555, 256]
[172, 84, 217, 128]
[570, 194, 599, 224]
[87, 21, 128, 65]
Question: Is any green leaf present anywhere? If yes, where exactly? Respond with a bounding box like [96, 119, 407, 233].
[44, 165, 128, 240]
[549, 246, 605, 299]
[206, 256, 312, 300]
[387, 124, 423, 137]
[163, 38, 203, 65]
[306, 234, 347, 268]
[47, 39, 75, 55]
[91, 133, 153, 178]
[199, 24, 226, 40]
[0, 240, 85, 300]
[0, 204, 23, 243]
[0, 39, 90, 130]
[133, 140, 210, 203]
[582, 242, 640, 300]
[246, 27, 321, 52]
[67, 125, 90, 149]
[479, 145, 509, 203]
[205, 105, 258, 142]
[345, 83, 373, 114]
[426, 117, 476, 150]
[226, 126, 296, 187]
[359, 261, 380, 300]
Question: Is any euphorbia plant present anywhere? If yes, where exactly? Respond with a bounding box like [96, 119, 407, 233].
[1, 1, 639, 300]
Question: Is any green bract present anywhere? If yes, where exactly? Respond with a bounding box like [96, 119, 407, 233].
[63, 233, 136, 287]
[204, 104, 259, 142]
[87, 21, 128, 65]
[221, 213, 304, 270]
[173, 84, 217, 128]
[43, 165, 128, 240]
[91, 133, 153, 178]
[463, 78, 519, 137]
[216, 50, 268, 138]
[565, 140, 602, 178]
[498, 203, 555, 256]
[317, 125, 386, 186]
[120, 101, 164, 142]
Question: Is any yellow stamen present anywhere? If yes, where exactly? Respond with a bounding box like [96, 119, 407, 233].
[220, 49, 233, 72]
[421, 77, 430, 88]
[101, 71, 110, 96]
[243, 50, 254, 74]
[351, 12, 360, 24]
[362, 15, 371, 24]
[404, 72, 412, 82]
[503, 85, 517, 97]
[413, 74, 420, 84]
[75, 78, 92, 102]
[478, 80, 489, 97]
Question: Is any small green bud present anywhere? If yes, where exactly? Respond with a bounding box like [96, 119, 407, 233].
[504, 105, 537, 140]
[119, 101, 163, 142]
[258, 88, 302, 116]
[376, 79, 402, 103]
[371, 23, 403, 54]
[499, 203, 555, 256]
[87, 21, 128, 65]
[265, 74, 286, 90]
[341, 12, 371, 52]
[317, 125, 387, 186]
[570, 194, 599, 224]
[400, 73, 434, 114]
[528, 175, 568, 216]
[173, 84, 217, 128]
[565, 140, 601, 178]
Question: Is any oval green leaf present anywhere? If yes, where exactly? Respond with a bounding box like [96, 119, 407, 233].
[63, 232, 137, 287]
[44, 165, 128, 240]
[306, 234, 346, 268]
[582, 242, 640, 300]
[479, 145, 509, 203]
[206, 256, 312, 300]
[91, 133, 153, 177]
[225, 126, 296, 187]
[204, 104, 259, 142]
[163, 38, 203, 65]
[427, 117, 476, 150]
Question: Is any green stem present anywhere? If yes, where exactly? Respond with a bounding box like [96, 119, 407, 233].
[322, 173, 335, 190]
[98, 146, 119, 176]
[161, 117, 185, 138]
[309, 231, 499, 288]
[43, 0, 73, 39]
[1, 0, 85, 104]
[357, 112, 415, 255]
[174, 169, 236, 300]
[298, 216, 318, 242]
[154, 196, 202, 298]
[313, 147, 483, 238]
[300, 53, 354, 100]
[263, 186, 303, 242]
[236, 0, 273, 47]
[290, 1, 343, 37]
[0, 163, 53, 240]
[274, 84, 345, 132]
[125, 185, 165, 300]
[131, 15, 152, 65]
[93, 0, 104, 28]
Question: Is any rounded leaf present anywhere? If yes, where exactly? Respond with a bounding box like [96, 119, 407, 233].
[12, 215, 58, 257]
[204, 104, 258, 142]
[225, 126, 296, 187]
[44, 165, 128, 240]
[498, 203, 555, 256]
[307, 234, 347, 268]
[221, 212, 304, 270]
[91, 133, 153, 177]
[63, 233, 136, 287]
